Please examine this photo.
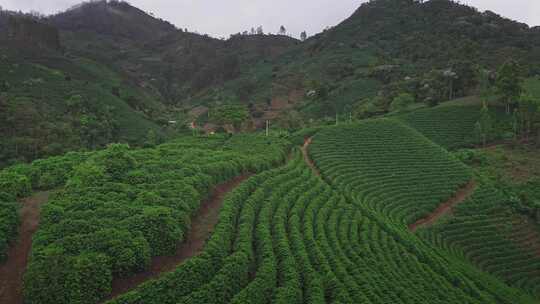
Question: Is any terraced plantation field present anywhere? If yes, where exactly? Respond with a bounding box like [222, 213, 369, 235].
[0, 193, 19, 262]
[0, 151, 90, 262]
[395, 103, 508, 150]
[396, 105, 482, 149]
[0, 134, 288, 304]
[309, 119, 473, 225]
[107, 152, 532, 304]
[419, 184, 540, 298]
[2, 121, 538, 304]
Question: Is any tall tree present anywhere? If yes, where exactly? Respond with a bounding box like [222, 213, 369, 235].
[390, 93, 415, 112]
[300, 31, 307, 41]
[475, 103, 493, 147]
[512, 109, 520, 141]
[495, 60, 522, 114]
[256, 26, 264, 35]
[477, 67, 494, 105]
[518, 93, 540, 142]
[279, 25, 287, 36]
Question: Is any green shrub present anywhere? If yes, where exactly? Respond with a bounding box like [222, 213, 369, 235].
[0, 171, 31, 197]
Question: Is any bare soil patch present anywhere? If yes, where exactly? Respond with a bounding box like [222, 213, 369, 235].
[106, 174, 251, 300]
[0, 191, 49, 304]
[302, 137, 320, 176]
[509, 216, 540, 257]
[409, 181, 476, 232]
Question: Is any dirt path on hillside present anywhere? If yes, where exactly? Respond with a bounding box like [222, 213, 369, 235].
[409, 181, 476, 232]
[302, 137, 476, 232]
[0, 191, 49, 304]
[302, 137, 320, 176]
[105, 174, 251, 301]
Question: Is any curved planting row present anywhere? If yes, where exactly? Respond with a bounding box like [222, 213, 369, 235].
[21, 134, 289, 304]
[395, 103, 509, 150]
[0, 151, 90, 261]
[419, 184, 540, 298]
[106, 152, 533, 304]
[395, 104, 483, 149]
[309, 119, 472, 225]
[0, 192, 19, 262]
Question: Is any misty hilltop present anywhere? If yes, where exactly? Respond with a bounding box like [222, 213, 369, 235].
[1, 1, 540, 304]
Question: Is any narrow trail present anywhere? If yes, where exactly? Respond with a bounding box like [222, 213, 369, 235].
[409, 181, 477, 232]
[0, 191, 49, 304]
[106, 174, 251, 301]
[302, 137, 320, 176]
[302, 137, 477, 233]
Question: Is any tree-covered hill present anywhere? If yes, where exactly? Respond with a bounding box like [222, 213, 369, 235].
[185, 0, 540, 122]
[49, 0, 176, 42]
[46, 0, 300, 105]
[1, 0, 540, 166]
[0, 14, 165, 167]
[249, 0, 540, 119]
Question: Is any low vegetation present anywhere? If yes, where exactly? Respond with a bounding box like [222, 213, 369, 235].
[419, 183, 540, 298]
[1, 0, 540, 303]
[107, 153, 533, 304]
[21, 134, 288, 304]
[309, 119, 472, 225]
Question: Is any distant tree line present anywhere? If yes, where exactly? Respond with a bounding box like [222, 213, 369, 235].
[232, 25, 308, 41]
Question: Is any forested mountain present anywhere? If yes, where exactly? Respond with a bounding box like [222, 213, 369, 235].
[1, 0, 539, 166]
[47, 0, 299, 104]
[49, 0, 176, 41]
[1, 1, 540, 303]
[245, 0, 540, 118]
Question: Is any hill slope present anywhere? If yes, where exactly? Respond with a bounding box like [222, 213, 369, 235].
[2, 0, 540, 164]
[0, 15, 164, 166]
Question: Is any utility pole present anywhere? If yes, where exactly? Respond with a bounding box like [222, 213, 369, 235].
[336, 112, 339, 126]
[266, 120, 269, 137]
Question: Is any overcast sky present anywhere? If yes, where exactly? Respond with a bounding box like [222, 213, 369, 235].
[1, 0, 539, 38]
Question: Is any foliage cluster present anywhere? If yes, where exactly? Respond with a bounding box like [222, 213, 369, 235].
[23, 134, 289, 304]
[0, 150, 89, 261]
[396, 103, 509, 149]
[309, 119, 472, 225]
[108, 152, 533, 304]
[419, 183, 540, 298]
[0, 48, 163, 167]
[0, 192, 18, 262]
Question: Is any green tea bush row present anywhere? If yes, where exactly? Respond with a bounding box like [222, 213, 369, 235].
[309, 119, 472, 225]
[419, 184, 540, 298]
[108, 152, 534, 304]
[0, 150, 89, 261]
[24, 135, 289, 304]
[395, 104, 508, 150]
[0, 192, 19, 262]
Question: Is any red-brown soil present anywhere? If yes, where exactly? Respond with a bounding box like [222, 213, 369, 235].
[509, 216, 540, 257]
[302, 137, 320, 176]
[0, 191, 49, 304]
[106, 174, 251, 300]
[302, 137, 476, 233]
[409, 181, 477, 232]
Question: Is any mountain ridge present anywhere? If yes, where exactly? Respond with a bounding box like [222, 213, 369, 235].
[0, 0, 539, 166]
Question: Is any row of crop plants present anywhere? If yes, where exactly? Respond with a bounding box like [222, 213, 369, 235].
[394, 103, 510, 150]
[13, 134, 288, 304]
[308, 119, 472, 226]
[106, 150, 533, 304]
[105, 152, 306, 304]
[0, 151, 91, 261]
[418, 183, 540, 298]
[307, 119, 539, 302]
[0, 192, 20, 262]
[394, 104, 483, 149]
